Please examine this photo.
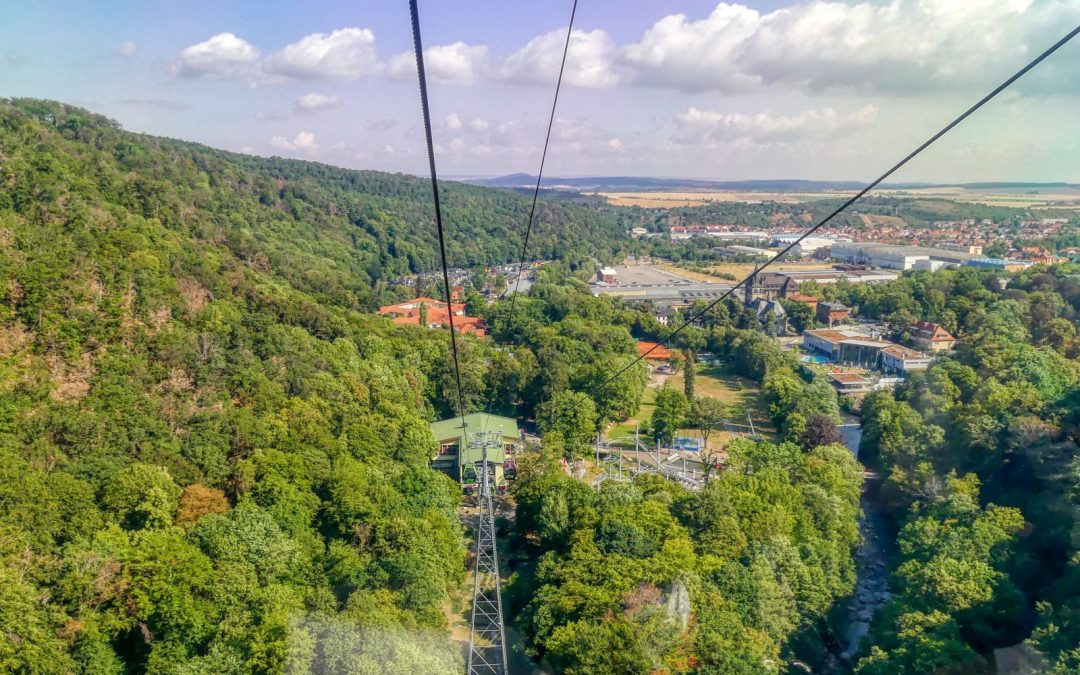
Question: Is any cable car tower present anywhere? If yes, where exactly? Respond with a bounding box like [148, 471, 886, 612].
[466, 431, 508, 674]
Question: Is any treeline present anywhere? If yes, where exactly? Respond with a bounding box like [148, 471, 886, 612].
[849, 266, 1080, 671]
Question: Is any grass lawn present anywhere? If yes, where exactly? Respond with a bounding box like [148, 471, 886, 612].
[606, 382, 657, 446]
[604, 364, 777, 451]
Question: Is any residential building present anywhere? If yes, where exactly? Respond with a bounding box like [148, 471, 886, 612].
[653, 305, 680, 326]
[786, 292, 818, 312]
[379, 297, 486, 336]
[816, 301, 850, 326]
[909, 321, 957, 351]
[880, 344, 933, 373]
[430, 413, 520, 486]
[670, 225, 770, 241]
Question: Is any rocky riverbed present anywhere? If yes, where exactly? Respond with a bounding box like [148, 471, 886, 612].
[833, 420, 893, 666]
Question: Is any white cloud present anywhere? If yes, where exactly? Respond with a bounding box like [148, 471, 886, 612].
[445, 113, 463, 130]
[501, 28, 618, 87]
[271, 131, 318, 155]
[295, 92, 339, 111]
[264, 28, 380, 79]
[622, 0, 1077, 93]
[389, 42, 490, 84]
[674, 105, 880, 144]
[171, 33, 261, 80]
[115, 41, 138, 59]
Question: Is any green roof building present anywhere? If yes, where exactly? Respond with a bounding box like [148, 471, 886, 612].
[430, 413, 521, 486]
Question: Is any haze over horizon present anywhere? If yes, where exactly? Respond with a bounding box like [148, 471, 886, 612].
[2, 0, 1079, 183]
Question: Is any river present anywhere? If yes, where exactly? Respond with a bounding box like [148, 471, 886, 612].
[834, 420, 892, 666]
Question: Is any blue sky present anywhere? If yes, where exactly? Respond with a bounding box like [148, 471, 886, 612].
[1, 1, 1079, 182]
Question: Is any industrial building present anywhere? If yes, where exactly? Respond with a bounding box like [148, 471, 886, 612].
[430, 413, 520, 486]
[779, 267, 899, 285]
[830, 242, 977, 270]
[967, 258, 1033, 272]
[772, 234, 835, 256]
[716, 244, 773, 259]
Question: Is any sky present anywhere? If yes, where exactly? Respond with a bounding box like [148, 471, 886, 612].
[1, 0, 1079, 183]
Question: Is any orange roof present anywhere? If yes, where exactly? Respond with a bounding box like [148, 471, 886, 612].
[378, 298, 465, 318]
[385, 299, 485, 336]
[636, 341, 673, 360]
[910, 321, 955, 342]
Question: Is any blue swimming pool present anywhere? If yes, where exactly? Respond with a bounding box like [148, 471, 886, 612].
[801, 354, 834, 365]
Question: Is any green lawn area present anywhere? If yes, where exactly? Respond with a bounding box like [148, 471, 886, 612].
[606, 383, 656, 446]
[604, 363, 776, 450]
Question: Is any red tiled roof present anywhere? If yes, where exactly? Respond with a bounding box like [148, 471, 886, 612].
[636, 341, 673, 360]
[910, 321, 955, 342]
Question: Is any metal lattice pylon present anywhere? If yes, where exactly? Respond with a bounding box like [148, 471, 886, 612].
[467, 432, 507, 675]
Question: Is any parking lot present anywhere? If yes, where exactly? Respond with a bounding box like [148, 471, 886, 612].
[606, 264, 695, 286]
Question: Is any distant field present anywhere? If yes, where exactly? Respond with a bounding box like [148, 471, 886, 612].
[860, 214, 908, 228]
[875, 186, 1080, 207]
[596, 191, 820, 207]
[596, 187, 1080, 209]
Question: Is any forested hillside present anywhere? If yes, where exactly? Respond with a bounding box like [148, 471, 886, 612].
[1, 99, 629, 315]
[815, 266, 1080, 672]
[0, 98, 627, 673]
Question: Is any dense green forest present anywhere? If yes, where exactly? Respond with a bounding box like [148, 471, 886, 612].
[508, 437, 863, 673]
[0, 99, 642, 672]
[810, 266, 1080, 672]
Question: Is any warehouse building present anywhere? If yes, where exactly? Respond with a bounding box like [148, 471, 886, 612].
[831, 242, 977, 270]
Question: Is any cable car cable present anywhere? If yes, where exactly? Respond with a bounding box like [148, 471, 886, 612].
[506, 0, 579, 324]
[410, 0, 467, 425]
